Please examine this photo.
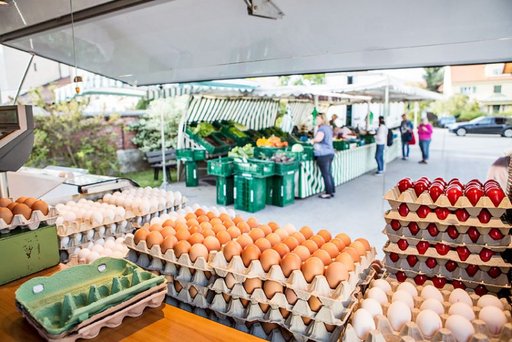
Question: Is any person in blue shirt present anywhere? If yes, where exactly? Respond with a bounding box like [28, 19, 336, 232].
[312, 114, 335, 199]
[400, 113, 414, 160]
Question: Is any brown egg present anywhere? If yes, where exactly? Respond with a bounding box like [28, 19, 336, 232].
[248, 228, 265, 242]
[292, 245, 311, 261]
[317, 229, 332, 242]
[335, 252, 355, 272]
[189, 286, 198, 299]
[206, 211, 216, 220]
[197, 215, 209, 224]
[285, 288, 298, 304]
[174, 280, 183, 292]
[268, 221, 280, 231]
[325, 261, 349, 288]
[12, 203, 32, 220]
[200, 221, 213, 231]
[237, 221, 250, 233]
[175, 228, 191, 241]
[222, 241, 242, 261]
[222, 293, 231, 302]
[308, 295, 323, 312]
[310, 235, 326, 248]
[212, 223, 227, 234]
[188, 232, 204, 245]
[203, 236, 221, 251]
[189, 243, 209, 262]
[254, 238, 271, 252]
[344, 246, 361, 262]
[160, 235, 177, 252]
[219, 213, 231, 222]
[259, 303, 270, 313]
[175, 221, 188, 231]
[161, 227, 176, 239]
[355, 238, 372, 251]
[260, 249, 281, 272]
[350, 241, 367, 257]
[265, 233, 281, 246]
[302, 240, 319, 254]
[259, 224, 272, 235]
[301, 257, 325, 283]
[240, 298, 250, 307]
[202, 228, 215, 237]
[243, 277, 262, 294]
[149, 224, 163, 232]
[273, 243, 290, 258]
[216, 230, 232, 244]
[236, 234, 253, 249]
[279, 308, 291, 319]
[0, 198, 12, 207]
[280, 253, 302, 277]
[6, 202, 17, 211]
[291, 232, 306, 244]
[232, 216, 244, 225]
[261, 322, 279, 334]
[146, 231, 164, 248]
[321, 242, 339, 258]
[23, 197, 38, 208]
[162, 219, 175, 227]
[15, 196, 28, 203]
[312, 249, 332, 266]
[325, 323, 336, 332]
[273, 228, 288, 240]
[263, 280, 283, 299]
[195, 208, 206, 216]
[227, 226, 241, 239]
[0, 207, 13, 224]
[335, 233, 351, 246]
[134, 229, 149, 244]
[330, 238, 346, 252]
[174, 240, 191, 258]
[247, 217, 259, 228]
[299, 226, 314, 239]
[241, 244, 261, 267]
[302, 317, 312, 325]
[283, 236, 299, 250]
[188, 225, 201, 234]
[186, 218, 199, 227]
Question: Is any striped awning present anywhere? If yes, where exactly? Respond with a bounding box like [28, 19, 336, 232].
[147, 82, 256, 100]
[288, 101, 315, 127]
[186, 95, 279, 130]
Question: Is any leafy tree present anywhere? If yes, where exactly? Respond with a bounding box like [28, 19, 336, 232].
[423, 67, 444, 92]
[430, 94, 484, 121]
[279, 74, 326, 86]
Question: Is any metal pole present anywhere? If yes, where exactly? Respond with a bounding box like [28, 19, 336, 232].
[0, 173, 9, 198]
[13, 53, 35, 104]
[384, 76, 390, 118]
[414, 101, 419, 126]
[160, 103, 168, 188]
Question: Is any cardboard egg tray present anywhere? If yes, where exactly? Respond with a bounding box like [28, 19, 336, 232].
[385, 187, 512, 217]
[385, 209, 510, 229]
[130, 202, 187, 228]
[210, 248, 377, 307]
[59, 221, 134, 249]
[383, 224, 511, 247]
[56, 214, 133, 237]
[383, 253, 511, 289]
[342, 277, 512, 342]
[165, 277, 214, 310]
[15, 257, 166, 337]
[0, 207, 58, 233]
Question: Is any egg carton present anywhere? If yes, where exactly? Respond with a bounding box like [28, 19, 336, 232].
[65, 249, 129, 266]
[385, 187, 512, 217]
[383, 241, 512, 268]
[385, 209, 510, 229]
[17, 282, 167, 342]
[210, 248, 376, 306]
[383, 252, 511, 288]
[59, 221, 134, 249]
[0, 207, 58, 233]
[56, 213, 133, 236]
[130, 202, 188, 228]
[383, 224, 511, 247]
[165, 278, 214, 309]
[125, 235, 213, 272]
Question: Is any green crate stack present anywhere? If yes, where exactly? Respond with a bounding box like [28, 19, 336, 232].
[265, 176, 275, 205]
[270, 172, 296, 207]
[234, 175, 267, 213]
[274, 161, 299, 176]
[185, 161, 199, 187]
[254, 146, 285, 159]
[234, 159, 275, 178]
[207, 157, 234, 177]
[220, 126, 250, 146]
[286, 146, 314, 161]
[176, 148, 206, 162]
[333, 140, 349, 151]
[216, 176, 234, 205]
[185, 127, 229, 154]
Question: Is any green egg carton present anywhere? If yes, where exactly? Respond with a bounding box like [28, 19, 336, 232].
[16, 257, 165, 336]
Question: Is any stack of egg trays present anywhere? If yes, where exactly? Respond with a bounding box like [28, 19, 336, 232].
[0, 207, 57, 233]
[131, 200, 188, 228]
[206, 248, 377, 342]
[342, 277, 512, 342]
[15, 257, 167, 341]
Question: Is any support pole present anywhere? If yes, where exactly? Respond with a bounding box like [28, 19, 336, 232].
[384, 76, 390, 118]
[13, 53, 34, 104]
[159, 103, 168, 189]
[414, 101, 419, 126]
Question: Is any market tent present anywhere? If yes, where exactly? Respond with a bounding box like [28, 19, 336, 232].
[146, 81, 257, 100]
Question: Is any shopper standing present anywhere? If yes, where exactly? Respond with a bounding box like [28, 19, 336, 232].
[400, 113, 414, 160]
[418, 117, 433, 164]
[374, 116, 389, 175]
[329, 114, 338, 129]
[313, 114, 335, 199]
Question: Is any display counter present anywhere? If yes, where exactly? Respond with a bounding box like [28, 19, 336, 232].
[0, 265, 263, 342]
[296, 138, 401, 198]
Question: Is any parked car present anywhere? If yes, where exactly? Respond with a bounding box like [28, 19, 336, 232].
[437, 115, 456, 128]
[448, 116, 512, 137]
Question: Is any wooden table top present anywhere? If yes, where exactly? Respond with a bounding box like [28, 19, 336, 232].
[0, 265, 263, 342]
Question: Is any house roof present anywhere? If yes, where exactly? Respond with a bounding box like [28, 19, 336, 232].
[451, 64, 512, 83]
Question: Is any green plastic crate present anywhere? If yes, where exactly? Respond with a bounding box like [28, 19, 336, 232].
[220, 126, 250, 146]
[185, 161, 198, 187]
[265, 176, 275, 205]
[234, 175, 267, 213]
[234, 159, 275, 178]
[333, 140, 349, 151]
[270, 173, 295, 207]
[216, 176, 234, 205]
[274, 161, 299, 176]
[185, 127, 229, 154]
[254, 146, 285, 159]
[207, 157, 234, 177]
[285, 146, 314, 161]
[176, 148, 206, 162]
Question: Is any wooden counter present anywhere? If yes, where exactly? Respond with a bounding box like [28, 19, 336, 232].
[0, 265, 263, 342]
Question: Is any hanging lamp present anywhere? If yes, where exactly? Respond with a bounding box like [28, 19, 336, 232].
[69, 0, 82, 94]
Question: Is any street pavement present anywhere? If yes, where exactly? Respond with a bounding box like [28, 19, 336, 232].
[171, 129, 512, 254]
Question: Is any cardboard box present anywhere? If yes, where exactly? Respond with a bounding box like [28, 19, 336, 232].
[0, 225, 60, 285]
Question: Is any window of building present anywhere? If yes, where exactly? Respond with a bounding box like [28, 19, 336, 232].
[492, 105, 501, 113]
[494, 85, 502, 94]
[460, 86, 475, 94]
[485, 63, 504, 76]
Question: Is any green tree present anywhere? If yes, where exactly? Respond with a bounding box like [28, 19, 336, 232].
[430, 94, 484, 121]
[423, 67, 444, 92]
[279, 74, 326, 86]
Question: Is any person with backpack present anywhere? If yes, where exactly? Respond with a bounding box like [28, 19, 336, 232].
[374, 115, 389, 175]
[400, 113, 414, 160]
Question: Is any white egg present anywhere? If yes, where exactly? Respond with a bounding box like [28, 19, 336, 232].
[73, 233, 82, 245]
[92, 244, 104, 253]
[104, 240, 116, 250]
[115, 244, 127, 253]
[392, 290, 414, 310]
[66, 201, 76, 207]
[78, 248, 90, 260]
[86, 229, 95, 241]
[138, 202, 150, 214]
[371, 279, 392, 293]
[96, 238, 105, 246]
[150, 217, 162, 225]
[112, 251, 124, 258]
[397, 281, 418, 297]
[102, 248, 113, 256]
[87, 251, 100, 263]
[351, 308, 376, 340]
[227, 209, 236, 217]
[416, 309, 442, 338]
[420, 285, 444, 302]
[448, 288, 473, 307]
[159, 214, 170, 221]
[366, 287, 388, 305]
[103, 193, 112, 202]
[219, 207, 227, 214]
[60, 236, 70, 248]
[445, 315, 475, 342]
[55, 217, 65, 226]
[184, 206, 193, 213]
[63, 212, 77, 222]
[115, 237, 125, 244]
[91, 212, 103, 225]
[174, 192, 182, 203]
[420, 298, 445, 315]
[448, 302, 475, 321]
[361, 298, 383, 317]
[387, 301, 411, 332]
[479, 306, 507, 335]
[98, 226, 106, 237]
[55, 203, 66, 212]
[477, 295, 504, 310]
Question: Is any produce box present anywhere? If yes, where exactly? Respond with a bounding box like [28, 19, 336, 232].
[0, 225, 59, 285]
[254, 146, 285, 159]
[333, 140, 349, 151]
[220, 126, 250, 146]
[234, 175, 267, 213]
[176, 148, 206, 162]
[207, 157, 234, 177]
[269, 173, 296, 207]
[274, 160, 299, 176]
[216, 176, 235, 205]
[234, 159, 275, 178]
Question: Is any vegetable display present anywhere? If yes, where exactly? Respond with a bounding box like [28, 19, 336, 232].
[256, 135, 288, 148]
[193, 122, 216, 137]
[228, 144, 254, 159]
[270, 151, 296, 163]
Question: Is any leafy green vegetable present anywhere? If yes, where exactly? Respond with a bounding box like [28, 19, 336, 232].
[193, 122, 216, 137]
[228, 144, 254, 159]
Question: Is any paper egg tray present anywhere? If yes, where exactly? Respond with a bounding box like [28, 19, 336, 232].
[56, 213, 133, 237]
[342, 277, 512, 342]
[210, 248, 377, 307]
[59, 221, 134, 250]
[17, 282, 167, 342]
[385, 209, 510, 229]
[130, 202, 187, 228]
[15, 257, 166, 336]
[385, 187, 512, 217]
[383, 224, 511, 247]
[0, 207, 58, 233]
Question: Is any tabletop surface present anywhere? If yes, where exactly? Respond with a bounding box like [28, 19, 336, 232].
[0, 265, 263, 342]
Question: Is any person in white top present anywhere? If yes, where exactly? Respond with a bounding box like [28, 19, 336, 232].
[374, 115, 389, 175]
[487, 152, 511, 197]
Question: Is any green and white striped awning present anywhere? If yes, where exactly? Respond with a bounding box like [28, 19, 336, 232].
[186, 95, 279, 130]
[147, 82, 256, 100]
[288, 101, 316, 127]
